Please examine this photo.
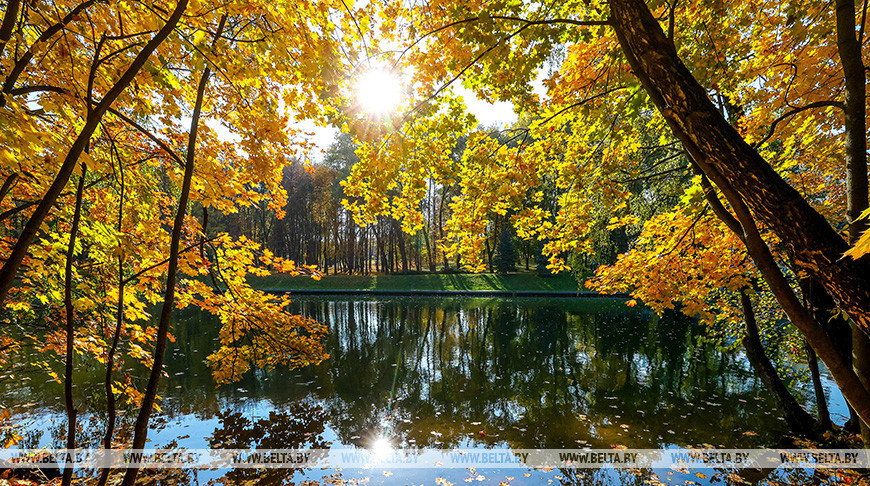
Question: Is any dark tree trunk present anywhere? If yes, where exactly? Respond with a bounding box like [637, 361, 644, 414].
[374, 225, 381, 273]
[393, 220, 408, 272]
[0, 173, 18, 205]
[423, 227, 435, 272]
[120, 15, 221, 486]
[804, 339, 834, 430]
[836, 0, 869, 246]
[610, 0, 870, 331]
[0, 0, 20, 59]
[485, 236, 492, 272]
[98, 154, 126, 486]
[835, 0, 870, 445]
[61, 161, 87, 486]
[414, 234, 421, 271]
[801, 276, 860, 431]
[388, 225, 395, 273]
[610, 0, 870, 426]
[740, 292, 818, 436]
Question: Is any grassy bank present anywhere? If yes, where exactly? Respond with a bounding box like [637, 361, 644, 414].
[248, 271, 583, 292]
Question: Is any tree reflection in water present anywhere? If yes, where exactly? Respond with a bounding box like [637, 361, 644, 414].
[207, 402, 327, 485]
[1, 297, 834, 485]
[281, 297, 794, 451]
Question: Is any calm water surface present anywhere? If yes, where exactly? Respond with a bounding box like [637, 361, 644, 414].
[2, 297, 847, 485]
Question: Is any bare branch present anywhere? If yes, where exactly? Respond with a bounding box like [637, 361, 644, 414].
[537, 86, 626, 127]
[753, 100, 845, 149]
[105, 107, 185, 168]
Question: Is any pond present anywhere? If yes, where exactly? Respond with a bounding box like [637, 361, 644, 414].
[1, 296, 847, 485]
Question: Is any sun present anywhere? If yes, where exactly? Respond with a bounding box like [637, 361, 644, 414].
[371, 436, 393, 461]
[356, 68, 402, 116]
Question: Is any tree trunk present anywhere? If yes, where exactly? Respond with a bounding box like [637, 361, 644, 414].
[425, 183, 436, 272]
[0, 173, 18, 205]
[419, 235, 424, 272]
[61, 161, 87, 486]
[835, 0, 870, 445]
[0, 0, 20, 59]
[423, 227, 435, 273]
[394, 220, 408, 272]
[836, 0, 868, 246]
[740, 291, 818, 436]
[805, 339, 834, 430]
[374, 225, 381, 273]
[97, 156, 126, 486]
[388, 225, 395, 273]
[802, 276, 860, 431]
[610, 0, 870, 332]
[485, 236, 493, 272]
[120, 15, 221, 486]
[610, 0, 870, 426]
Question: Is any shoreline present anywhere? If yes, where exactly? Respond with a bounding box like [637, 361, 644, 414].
[260, 288, 630, 298]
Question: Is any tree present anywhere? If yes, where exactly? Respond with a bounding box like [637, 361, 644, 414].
[493, 227, 517, 274]
[0, 0, 365, 481]
[342, 0, 870, 428]
[608, 0, 870, 426]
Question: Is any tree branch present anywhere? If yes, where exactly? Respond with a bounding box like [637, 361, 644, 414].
[0, 0, 21, 59]
[752, 100, 845, 149]
[105, 107, 185, 168]
[1, 0, 98, 103]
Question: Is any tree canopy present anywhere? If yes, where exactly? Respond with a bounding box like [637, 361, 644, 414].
[3, 0, 870, 480]
[340, 0, 870, 429]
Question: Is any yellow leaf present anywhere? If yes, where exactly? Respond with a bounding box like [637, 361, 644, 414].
[844, 227, 870, 260]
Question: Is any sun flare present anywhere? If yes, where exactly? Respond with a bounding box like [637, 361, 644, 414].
[356, 68, 402, 115]
[371, 436, 393, 461]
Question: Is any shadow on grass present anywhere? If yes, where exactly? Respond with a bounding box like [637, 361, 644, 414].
[249, 271, 581, 292]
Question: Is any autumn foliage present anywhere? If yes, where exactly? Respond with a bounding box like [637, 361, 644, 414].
[3, 0, 870, 475]
[0, 0, 368, 464]
[341, 0, 870, 429]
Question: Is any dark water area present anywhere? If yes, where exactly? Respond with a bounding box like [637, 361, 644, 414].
[1, 297, 847, 485]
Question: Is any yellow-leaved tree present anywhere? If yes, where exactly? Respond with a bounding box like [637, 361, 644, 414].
[0, 0, 375, 483]
[339, 0, 870, 439]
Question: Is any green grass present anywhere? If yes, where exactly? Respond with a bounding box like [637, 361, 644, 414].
[248, 271, 583, 292]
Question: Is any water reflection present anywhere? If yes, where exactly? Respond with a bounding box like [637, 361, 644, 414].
[273, 298, 791, 450]
[0, 297, 837, 485]
[208, 402, 327, 485]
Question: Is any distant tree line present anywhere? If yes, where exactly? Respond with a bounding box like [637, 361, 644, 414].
[211, 133, 624, 275]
